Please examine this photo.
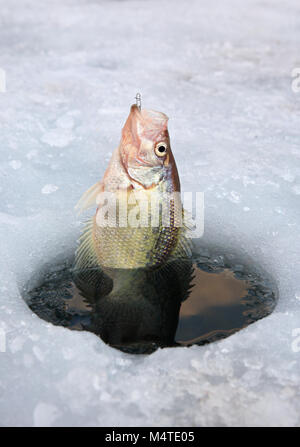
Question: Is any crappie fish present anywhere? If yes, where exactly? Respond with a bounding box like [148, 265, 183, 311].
[75, 102, 191, 272]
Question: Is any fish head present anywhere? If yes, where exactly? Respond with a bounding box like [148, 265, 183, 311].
[120, 105, 180, 190]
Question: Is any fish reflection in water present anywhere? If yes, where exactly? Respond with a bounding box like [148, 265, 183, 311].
[25, 252, 277, 354]
[73, 259, 194, 352]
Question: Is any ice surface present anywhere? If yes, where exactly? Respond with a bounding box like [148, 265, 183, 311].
[0, 0, 300, 427]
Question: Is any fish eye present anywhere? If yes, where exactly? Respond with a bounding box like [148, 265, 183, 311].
[155, 142, 167, 157]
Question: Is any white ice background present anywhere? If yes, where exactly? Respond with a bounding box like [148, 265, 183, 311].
[0, 0, 300, 426]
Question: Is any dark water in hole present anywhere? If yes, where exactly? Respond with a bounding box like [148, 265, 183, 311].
[23, 250, 278, 355]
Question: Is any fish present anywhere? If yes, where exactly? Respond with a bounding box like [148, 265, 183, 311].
[74, 102, 191, 273]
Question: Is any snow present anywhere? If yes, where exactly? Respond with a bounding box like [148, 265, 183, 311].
[41, 184, 59, 194]
[0, 0, 300, 427]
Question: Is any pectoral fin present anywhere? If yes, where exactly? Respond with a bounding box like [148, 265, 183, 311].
[75, 181, 103, 215]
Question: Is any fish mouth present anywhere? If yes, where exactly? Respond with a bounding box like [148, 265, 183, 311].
[135, 156, 153, 167]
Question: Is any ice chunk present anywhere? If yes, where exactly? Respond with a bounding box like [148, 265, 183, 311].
[9, 160, 22, 170]
[41, 184, 59, 194]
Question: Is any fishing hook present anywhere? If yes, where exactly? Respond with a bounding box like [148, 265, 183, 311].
[135, 93, 142, 110]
